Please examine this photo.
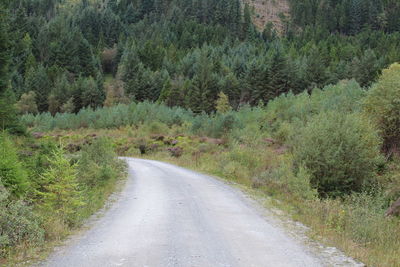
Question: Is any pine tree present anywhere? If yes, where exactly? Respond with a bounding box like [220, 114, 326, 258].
[0, 133, 29, 197]
[16, 91, 38, 114]
[244, 59, 269, 104]
[0, 89, 23, 134]
[80, 77, 105, 109]
[215, 91, 231, 113]
[61, 98, 75, 113]
[24, 65, 51, 112]
[218, 73, 240, 109]
[39, 147, 83, 226]
[159, 76, 186, 107]
[351, 49, 381, 87]
[0, 5, 9, 95]
[47, 94, 60, 116]
[242, 4, 252, 40]
[268, 47, 291, 99]
[350, 0, 362, 34]
[117, 42, 141, 97]
[78, 37, 97, 77]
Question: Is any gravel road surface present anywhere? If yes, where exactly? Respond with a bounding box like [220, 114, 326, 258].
[41, 158, 362, 267]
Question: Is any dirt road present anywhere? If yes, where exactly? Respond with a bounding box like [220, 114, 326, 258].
[41, 158, 362, 267]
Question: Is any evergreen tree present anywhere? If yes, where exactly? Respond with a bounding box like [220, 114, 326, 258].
[80, 77, 105, 109]
[244, 59, 269, 104]
[0, 133, 29, 197]
[0, 5, 9, 95]
[61, 97, 75, 113]
[351, 49, 381, 87]
[24, 65, 51, 112]
[350, 0, 362, 34]
[0, 89, 23, 134]
[39, 147, 83, 226]
[215, 91, 231, 113]
[16, 91, 38, 114]
[242, 4, 253, 40]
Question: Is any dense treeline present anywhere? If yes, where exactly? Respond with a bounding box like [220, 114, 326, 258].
[289, 0, 400, 34]
[0, 0, 399, 123]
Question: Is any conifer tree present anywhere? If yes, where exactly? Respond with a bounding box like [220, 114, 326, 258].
[24, 65, 51, 112]
[39, 147, 83, 226]
[216, 91, 231, 113]
[16, 91, 38, 114]
[0, 133, 29, 197]
[350, 0, 362, 34]
[80, 77, 105, 109]
[0, 5, 9, 95]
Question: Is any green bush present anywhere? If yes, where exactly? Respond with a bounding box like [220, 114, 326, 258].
[292, 112, 382, 197]
[78, 137, 124, 187]
[0, 134, 29, 196]
[0, 185, 44, 256]
[257, 157, 317, 200]
[363, 63, 400, 153]
[265, 80, 365, 137]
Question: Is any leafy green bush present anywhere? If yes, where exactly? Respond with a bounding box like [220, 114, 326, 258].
[0, 185, 44, 257]
[190, 112, 240, 138]
[75, 137, 126, 220]
[78, 137, 125, 188]
[363, 63, 400, 153]
[265, 80, 365, 140]
[292, 112, 382, 197]
[0, 134, 29, 196]
[257, 157, 317, 200]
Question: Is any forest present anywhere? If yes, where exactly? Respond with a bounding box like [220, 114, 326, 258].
[1, 0, 400, 119]
[1, 0, 400, 266]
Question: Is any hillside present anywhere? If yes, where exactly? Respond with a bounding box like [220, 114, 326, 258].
[243, 0, 289, 32]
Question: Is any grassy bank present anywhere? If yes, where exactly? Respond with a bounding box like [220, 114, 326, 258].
[0, 134, 127, 266]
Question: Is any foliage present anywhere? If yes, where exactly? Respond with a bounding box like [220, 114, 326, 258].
[0, 133, 28, 196]
[258, 158, 318, 201]
[78, 137, 124, 188]
[38, 147, 83, 227]
[292, 112, 382, 197]
[0, 89, 24, 134]
[1, 0, 399, 115]
[363, 63, 400, 154]
[0, 185, 44, 257]
[265, 80, 366, 142]
[215, 91, 232, 113]
[0, 4, 9, 95]
[16, 91, 38, 114]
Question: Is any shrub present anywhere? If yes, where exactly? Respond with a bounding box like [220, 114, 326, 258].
[0, 185, 44, 257]
[265, 80, 365, 134]
[363, 63, 400, 154]
[257, 158, 317, 200]
[0, 134, 29, 196]
[77, 137, 124, 187]
[292, 112, 382, 197]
